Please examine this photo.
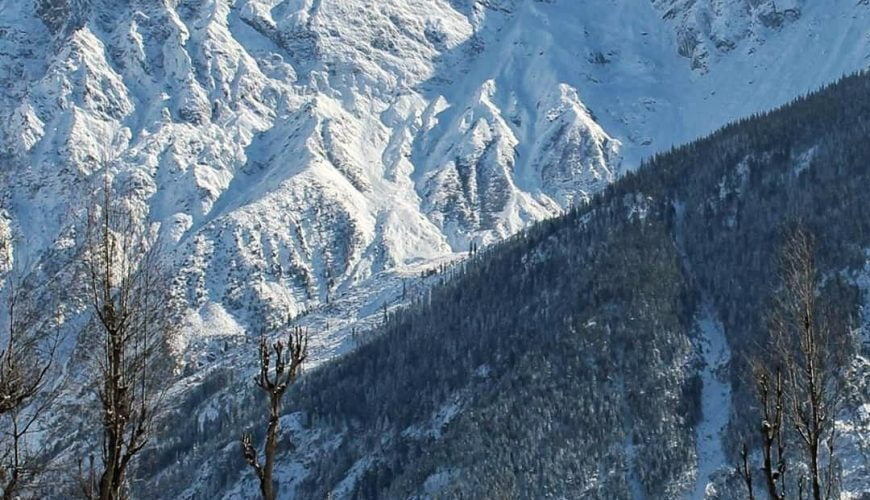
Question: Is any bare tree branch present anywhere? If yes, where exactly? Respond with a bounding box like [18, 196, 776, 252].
[739, 227, 849, 500]
[81, 181, 177, 500]
[0, 231, 63, 499]
[241, 325, 308, 500]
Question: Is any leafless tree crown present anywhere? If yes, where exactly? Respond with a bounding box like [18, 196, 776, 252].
[0, 231, 61, 499]
[241, 326, 309, 500]
[739, 228, 849, 500]
[81, 185, 176, 500]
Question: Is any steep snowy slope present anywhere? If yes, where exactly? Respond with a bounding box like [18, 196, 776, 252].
[147, 72, 870, 499]
[2, 0, 869, 361]
[0, 0, 869, 495]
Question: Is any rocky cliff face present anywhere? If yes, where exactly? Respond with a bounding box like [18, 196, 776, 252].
[652, 0, 804, 71]
[0, 0, 868, 495]
[2, 0, 867, 352]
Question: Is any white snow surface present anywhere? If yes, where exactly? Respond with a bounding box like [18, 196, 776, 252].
[688, 305, 732, 500]
[1, 0, 870, 496]
[2, 0, 869, 360]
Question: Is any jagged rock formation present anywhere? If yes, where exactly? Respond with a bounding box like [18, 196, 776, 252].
[0, 0, 869, 496]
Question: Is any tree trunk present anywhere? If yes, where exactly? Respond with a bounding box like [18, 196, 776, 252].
[241, 329, 308, 500]
[810, 438, 822, 500]
[259, 394, 281, 500]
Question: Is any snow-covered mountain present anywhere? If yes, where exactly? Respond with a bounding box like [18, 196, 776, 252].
[3, 0, 869, 358]
[166, 72, 870, 499]
[1, 0, 869, 496]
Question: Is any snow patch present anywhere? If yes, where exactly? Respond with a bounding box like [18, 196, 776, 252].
[687, 304, 732, 500]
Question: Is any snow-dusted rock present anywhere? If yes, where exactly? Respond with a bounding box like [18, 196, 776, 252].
[0, 0, 869, 494]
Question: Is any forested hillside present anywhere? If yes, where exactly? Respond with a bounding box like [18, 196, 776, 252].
[146, 72, 870, 499]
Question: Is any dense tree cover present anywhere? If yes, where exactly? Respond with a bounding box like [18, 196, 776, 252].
[139, 71, 870, 499]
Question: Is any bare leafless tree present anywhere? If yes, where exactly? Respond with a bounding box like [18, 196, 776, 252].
[771, 228, 845, 500]
[1, 389, 59, 500]
[0, 233, 61, 499]
[737, 442, 755, 500]
[0, 242, 51, 416]
[241, 326, 308, 500]
[82, 184, 176, 500]
[740, 361, 787, 500]
[739, 228, 848, 500]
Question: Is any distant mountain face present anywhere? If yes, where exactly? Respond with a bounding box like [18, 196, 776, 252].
[1, 0, 868, 358]
[652, 0, 805, 71]
[148, 72, 870, 499]
[0, 1, 869, 495]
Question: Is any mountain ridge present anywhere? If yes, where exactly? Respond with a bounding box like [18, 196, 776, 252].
[3, 2, 868, 359]
[1, 1, 870, 496]
[148, 70, 870, 499]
